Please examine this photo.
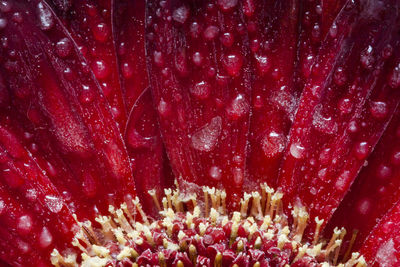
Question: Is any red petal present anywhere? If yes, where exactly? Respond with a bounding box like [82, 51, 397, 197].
[146, 0, 252, 209]
[0, 123, 77, 266]
[326, 107, 400, 250]
[360, 200, 400, 265]
[47, 0, 127, 130]
[0, 0, 135, 217]
[245, 1, 299, 189]
[125, 89, 174, 217]
[113, 0, 149, 111]
[278, 0, 400, 234]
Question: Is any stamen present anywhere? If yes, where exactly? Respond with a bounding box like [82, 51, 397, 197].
[51, 184, 368, 267]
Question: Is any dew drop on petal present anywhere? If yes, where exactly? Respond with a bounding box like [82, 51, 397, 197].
[0, 199, 4, 215]
[39, 227, 53, 248]
[55, 38, 72, 58]
[338, 98, 352, 115]
[221, 32, 234, 47]
[354, 141, 369, 160]
[370, 101, 388, 119]
[389, 63, 400, 89]
[233, 167, 244, 185]
[290, 143, 305, 159]
[157, 98, 171, 118]
[92, 60, 109, 79]
[376, 239, 399, 267]
[356, 198, 372, 215]
[172, 6, 189, 24]
[190, 81, 211, 100]
[360, 45, 374, 69]
[17, 215, 33, 234]
[223, 53, 243, 77]
[44, 195, 63, 213]
[335, 170, 351, 191]
[255, 54, 271, 75]
[93, 22, 110, 42]
[37, 2, 54, 31]
[217, 0, 238, 11]
[121, 62, 133, 78]
[203, 25, 219, 40]
[191, 116, 222, 152]
[261, 131, 285, 158]
[226, 94, 249, 120]
[209, 166, 222, 180]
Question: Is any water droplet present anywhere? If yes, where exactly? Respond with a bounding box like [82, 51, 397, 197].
[250, 39, 260, 52]
[370, 101, 388, 119]
[92, 59, 109, 79]
[191, 116, 222, 152]
[348, 120, 358, 133]
[190, 81, 211, 100]
[220, 32, 234, 47]
[17, 215, 33, 234]
[383, 44, 393, 59]
[0, 1, 11, 13]
[192, 52, 203, 66]
[26, 189, 37, 201]
[39, 227, 53, 248]
[226, 94, 249, 120]
[356, 198, 372, 215]
[329, 23, 338, 38]
[111, 106, 121, 118]
[389, 63, 400, 89]
[255, 54, 271, 75]
[360, 45, 374, 69]
[17, 240, 30, 254]
[253, 95, 263, 109]
[190, 22, 201, 38]
[311, 23, 320, 39]
[12, 12, 23, 24]
[175, 49, 188, 76]
[333, 66, 346, 85]
[313, 109, 337, 135]
[233, 167, 244, 185]
[93, 22, 109, 42]
[338, 97, 352, 115]
[121, 62, 133, 78]
[203, 25, 219, 40]
[37, 2, 54, 30]
[335, 170, 351, 191]
[243, 0, 255, 17]
[172, 6, 189, 24]
[217, 0, 238, 11]
[44, 195, 63, 213]
[46, 161, 57, 177]
[79, 85, 94, 104]
[354, 141, 369, 160]
[318, 168, 328, 181]
[157, 98, 171, 118]
[209, 166, 222, 180]
[82, 172, 97, 197]
[55, 38, 72, 58]
[0, 18, 7, 29]
[261, 131, 285, 158]
[377, 164, 392, 180]
[223, 53, 243, 77]
[153, 51, 164, 67]
[319, 148, 331, 165]
[391, 151, 400, 165]
[290, 143, 305, 159]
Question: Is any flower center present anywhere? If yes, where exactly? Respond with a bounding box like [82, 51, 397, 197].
[50, 184, 366, 267]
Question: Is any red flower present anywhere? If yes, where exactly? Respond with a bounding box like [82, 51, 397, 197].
[0, 0, 399, 266]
